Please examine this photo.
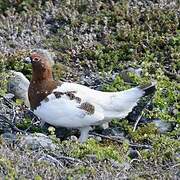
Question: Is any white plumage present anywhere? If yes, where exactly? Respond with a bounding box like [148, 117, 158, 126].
[34, 82, 145, 142]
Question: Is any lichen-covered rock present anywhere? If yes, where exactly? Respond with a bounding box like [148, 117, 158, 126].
[7, 71, 30, 107]
[1, 132, 17, 144]
[153, 119, 174, 133]
[19, 133, 56, 150]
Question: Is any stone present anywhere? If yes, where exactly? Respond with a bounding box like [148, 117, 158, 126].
[95, 136, 102, 142]
[86, 154, 97, 162]
[20, 133, 56, 150]
[4, 93, 15, 99]
[120, 67, 143, 82]
[153, 119, 174, 133]
[117, 162, 131, 171]
[7, 71, 30, 107]
[127, 67, 143, 77]
[1, 132, 17, 144]
[102, 127, 126, 140]
[110, 159, 121, 169]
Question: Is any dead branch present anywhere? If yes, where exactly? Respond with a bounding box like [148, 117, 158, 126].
[133, 94, 155, 132]
[90, 132, 152, 149]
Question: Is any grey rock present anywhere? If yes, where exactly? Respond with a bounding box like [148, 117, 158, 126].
[20, 133, 56, 150]
[153, 119, 173, 133]
[4, 93, 15, 99]
[102, 127, 126, 140]
[7, 70, 30, 107]
[120, 67, 143, 82]
[117, 162, 131, 171]
[127, 67, 143, 77]
[95, 136, 102, 142]
[110, 159, 122, 169]
[86, 154, 97, 162]
[1, 132, 17, 143]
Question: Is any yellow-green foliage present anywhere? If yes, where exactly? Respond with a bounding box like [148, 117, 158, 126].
[62, 139, 128, 162]
[141, 135, 180, 163]
[0, 156, 17, 179]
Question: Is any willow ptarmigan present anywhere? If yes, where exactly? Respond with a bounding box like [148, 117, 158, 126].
[26, 50, 156, 142]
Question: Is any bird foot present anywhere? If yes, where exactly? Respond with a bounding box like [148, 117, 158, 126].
[79, 126, 91, 143]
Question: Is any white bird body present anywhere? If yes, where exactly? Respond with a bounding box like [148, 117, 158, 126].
[27, 50, 156, 142]
[34, 82, 145, 142]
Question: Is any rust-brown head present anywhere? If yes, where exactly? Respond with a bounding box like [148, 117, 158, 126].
[26, 50, 55, 81]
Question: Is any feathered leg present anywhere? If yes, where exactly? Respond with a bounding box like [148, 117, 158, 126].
[79, 126, 91, 143]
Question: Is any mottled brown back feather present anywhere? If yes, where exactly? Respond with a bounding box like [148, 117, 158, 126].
[79, 102, 95, 115]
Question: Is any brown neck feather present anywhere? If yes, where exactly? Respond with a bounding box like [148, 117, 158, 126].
[28, 79, 59, 110]
[32, 67, 53, 81]
[29, 65, 60, 110]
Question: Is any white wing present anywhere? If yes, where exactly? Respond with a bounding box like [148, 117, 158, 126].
[55, 82, 144, 120]
[34, 82, 145, 128]
[34, 86, 104, 128]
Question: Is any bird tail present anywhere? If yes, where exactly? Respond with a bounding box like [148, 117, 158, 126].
[102, 81, 157, 120]
[139, 81, 157, 96]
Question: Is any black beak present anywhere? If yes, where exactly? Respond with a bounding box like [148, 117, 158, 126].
[24, 57, 32, 64]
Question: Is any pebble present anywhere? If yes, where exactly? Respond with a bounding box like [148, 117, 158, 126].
[95, 136, 102, 142]
[102, 127, 126, 140]
[69, 135, 78, 142]
[117, 162, 131, 171]
[86, 154, 97, 162]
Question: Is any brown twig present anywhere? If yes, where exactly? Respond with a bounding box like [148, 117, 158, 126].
[49, 152, 83, 164]
[90, 132, 152, 149]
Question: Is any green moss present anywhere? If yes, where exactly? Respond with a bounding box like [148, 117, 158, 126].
[0, 156, 17, 179]
[102, 75, 131, 92]
[141, 135, 180, 163]
[62, 139, 126, 162]
[16, 117, 42, 133]
[34, 175, 42, 180]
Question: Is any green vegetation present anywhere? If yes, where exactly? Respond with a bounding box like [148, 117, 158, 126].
[62, 139, 127, 162]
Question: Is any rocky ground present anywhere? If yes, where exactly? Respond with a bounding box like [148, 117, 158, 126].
[0, 0, 179, 179]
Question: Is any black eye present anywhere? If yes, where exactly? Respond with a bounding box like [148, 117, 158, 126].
[33, 58, 40, 61]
